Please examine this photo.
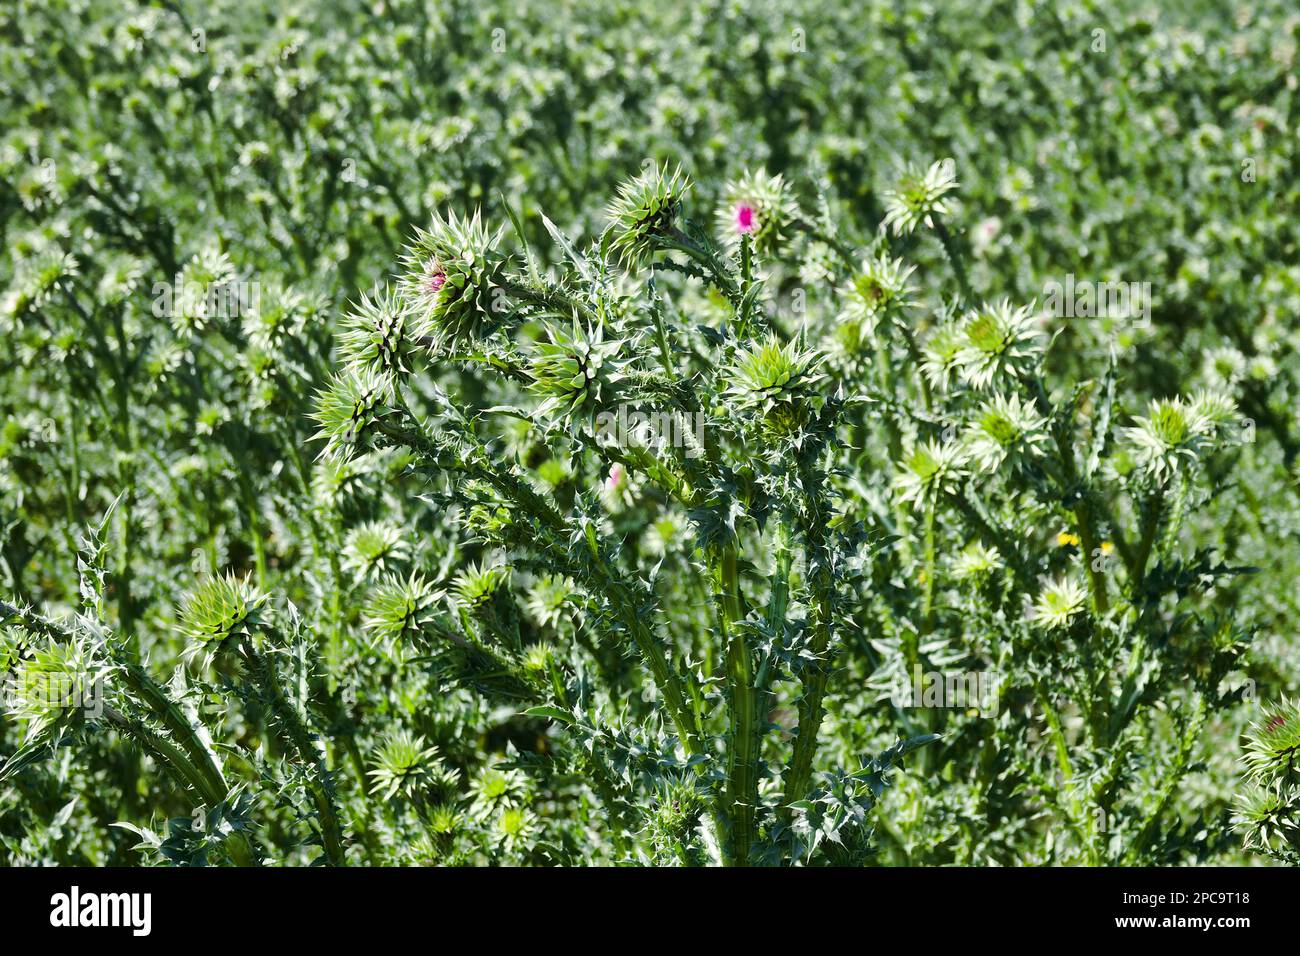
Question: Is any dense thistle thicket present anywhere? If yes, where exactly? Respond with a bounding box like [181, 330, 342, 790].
[2, 0, 1299, 865]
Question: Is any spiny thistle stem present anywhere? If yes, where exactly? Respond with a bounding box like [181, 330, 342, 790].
[100, 703, 219, 806]
[781, 457, 836, 813]
[921, 498, 937, 630]
[1129, 487, 1165, 595]
[718, 542, 756, 865]
[239, 638, 346, 866]
[647, 276, 677, 377]
[932, 219, 974, 307]
[661, 227, 740, 303]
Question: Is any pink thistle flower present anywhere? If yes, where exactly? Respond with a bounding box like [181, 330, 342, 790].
[605, 464, 624, 490]
[426, 264, 446, 294]
[734, 203, 757, 234]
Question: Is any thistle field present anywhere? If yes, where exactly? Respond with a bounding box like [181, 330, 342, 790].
[2, 0, 1299, 867]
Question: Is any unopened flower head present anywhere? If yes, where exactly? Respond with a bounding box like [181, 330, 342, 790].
[838, 251, 917, 339]
[920, 321, 966, 393]
[6, 636, 111, 736]
[951, 541, 1002, 581]
[603, 162, 691, 268]
[363, 572, 439, 647]
[894, 437, 969, 509]
[954, 300, 1043, 389]
[452, 561, 511, 613]
[881, 159, 959, 235]
[527, 320, 627, 423]
[342, 520, 410, 579]
[964, 393, 1048, 472]
[2, 250, 78, 322]
[1121, 391, 1233, 484]
[523, 574, 576, 630]
[178, 573, 268, 665]
[723, 335, 825, 440]
[400, 209, 506, 346]
[311, 368, 393, 460]
[368, 730, 454, 801]
[1031, 577, 1088, 630]
[338, 284, 427, 378]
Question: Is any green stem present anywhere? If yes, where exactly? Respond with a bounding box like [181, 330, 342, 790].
[718, 542, 756, 865]
[781, 460, 835, 812]
[1130, 487, 1165, 595]
[921, 498, 937, 632]
[932, 220, 974, 307]
[240, 640, 346, 866]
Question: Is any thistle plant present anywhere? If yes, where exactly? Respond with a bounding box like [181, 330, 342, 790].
[1234, 700, 1300, 861]
[881, 160, 960, 236]
[3, 0, 1296, 871]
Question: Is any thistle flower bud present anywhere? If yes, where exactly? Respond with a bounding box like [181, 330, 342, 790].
[338, 284, 425, 377]
[722, 335, 826, 440]
[495, 805, 538, 853]
[342, 520, 410, 580]
[1, 250, 78, 323]
[953, 300, 1043, 389]
[311, 368, 393, 460]
[964, 393, 1048, 473]
[367, 730, 453, 801]
[1120, 390, 1234, 484]
[362, 573, 439, 647]
[919, 322, 965, 393]
[527, 321, 627, 423]
[603, 162, 691, 268]
[5, 637, 111, 737]
[178, 573, 268, 665]
[400, 210, 507, 346]
[950, 541, 1003, 581]
[1029, 577, 1088, 630]
[881, 159, 960, 235]
[1233, 781, 1299, 854]
[452, 561, 511, 612]
[470, 766, 526, 814]
[893, 438, 969, 509]
[838, 251, 917, 341]
[523, 574, 576, 630]
[170, 244, 237, 338]
[1243, 698, 1300, 782]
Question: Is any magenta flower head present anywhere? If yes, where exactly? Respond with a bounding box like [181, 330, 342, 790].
[715, 168, 798, 256]
[734, 203, 757, 234]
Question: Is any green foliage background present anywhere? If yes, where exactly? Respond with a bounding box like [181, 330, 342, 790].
[2, 0, 1298, 865]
